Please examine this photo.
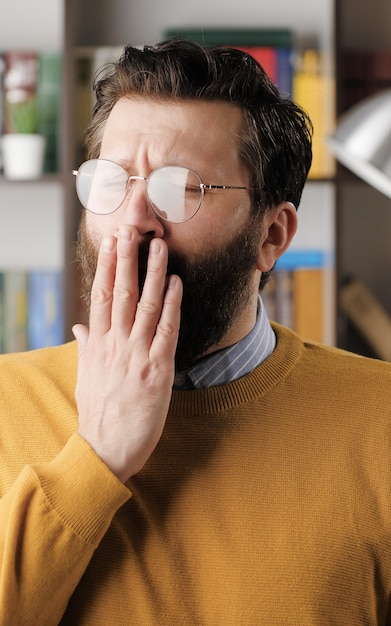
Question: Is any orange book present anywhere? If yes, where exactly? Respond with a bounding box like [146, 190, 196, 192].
[293, 268, 324, 343]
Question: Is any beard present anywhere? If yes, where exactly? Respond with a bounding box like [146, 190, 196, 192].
[76, 213, 263, 371]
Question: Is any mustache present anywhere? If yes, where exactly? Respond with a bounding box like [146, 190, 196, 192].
[138, 239, 187, 281]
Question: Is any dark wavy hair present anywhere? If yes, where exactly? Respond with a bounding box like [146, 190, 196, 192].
[85, 38, 313, 286]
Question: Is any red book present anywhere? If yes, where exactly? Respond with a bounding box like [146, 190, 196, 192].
[234, 46, 277, 82]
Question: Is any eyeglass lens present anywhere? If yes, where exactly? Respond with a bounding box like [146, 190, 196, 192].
[75, 159, 203, 223]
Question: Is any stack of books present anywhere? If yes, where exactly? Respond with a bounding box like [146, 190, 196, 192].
[0, 269, 64, 353]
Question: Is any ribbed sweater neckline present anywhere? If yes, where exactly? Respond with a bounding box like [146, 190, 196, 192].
[168, 323, 303, 417]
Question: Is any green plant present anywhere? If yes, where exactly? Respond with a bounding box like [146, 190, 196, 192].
[6, 96, 39, 134]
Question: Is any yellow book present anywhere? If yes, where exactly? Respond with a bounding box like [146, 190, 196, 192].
[293, 267, 324, 343]
[293, 50, 335, 179]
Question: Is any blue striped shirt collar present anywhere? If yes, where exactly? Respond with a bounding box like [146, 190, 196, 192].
[174, 296, 275, 389]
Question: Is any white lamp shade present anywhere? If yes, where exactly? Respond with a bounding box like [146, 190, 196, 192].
[328, 89, 391, 198]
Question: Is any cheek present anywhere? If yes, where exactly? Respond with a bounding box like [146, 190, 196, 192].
[85, 212, 119, 241]
[167, 199, 252, 256]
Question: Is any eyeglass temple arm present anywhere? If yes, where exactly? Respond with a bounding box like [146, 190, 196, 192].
[202, 184, 254, 190]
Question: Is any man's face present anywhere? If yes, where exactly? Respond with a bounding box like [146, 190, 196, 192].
[77, 98, 265, 370]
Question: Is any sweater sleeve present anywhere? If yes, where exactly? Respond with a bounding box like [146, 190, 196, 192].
[0, 433, 130, 625]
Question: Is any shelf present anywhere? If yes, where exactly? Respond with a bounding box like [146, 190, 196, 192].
[0, 173, 65, 185]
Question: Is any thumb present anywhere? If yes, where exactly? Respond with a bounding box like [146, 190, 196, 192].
[72, 324, 89, 353]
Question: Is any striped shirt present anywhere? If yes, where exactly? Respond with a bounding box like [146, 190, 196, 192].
[174, 296, 276, 389]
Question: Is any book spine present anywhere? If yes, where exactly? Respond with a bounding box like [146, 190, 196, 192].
[276, 47, 294, 97]
[292, 49, 335, 179]
[73, 48, 95, 166]
[235, 46, 277, 83]
[264, 249, 332, 343]
[164, 28, 293, 47]
[0, 53, 4, 170]
[27, 269, 64, 350]
[37, 51, 62, 173]
[3, 270, 28, 353]
[292, 268, 324, 342]
[273, 269, 294, 329]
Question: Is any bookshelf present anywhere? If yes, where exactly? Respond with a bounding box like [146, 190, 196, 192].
[70, 0, 337, 346]
[2, 0, 390, 356]
[0, 0, 77, 349]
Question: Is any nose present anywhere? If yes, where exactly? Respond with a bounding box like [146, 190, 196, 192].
[119, 177, 165, 239]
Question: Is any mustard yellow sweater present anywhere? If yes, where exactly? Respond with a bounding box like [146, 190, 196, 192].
[0, 323, 391, 625]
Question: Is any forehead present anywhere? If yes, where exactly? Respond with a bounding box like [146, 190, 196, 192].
[100, 97, 245, 168]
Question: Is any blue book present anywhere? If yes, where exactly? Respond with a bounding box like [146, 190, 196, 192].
[276, 249, 330, 270]
[27, 270, 64, 350]
[276, 47, 294, 97]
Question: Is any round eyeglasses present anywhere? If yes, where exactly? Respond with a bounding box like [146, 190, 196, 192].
[73, 159, 253, 224]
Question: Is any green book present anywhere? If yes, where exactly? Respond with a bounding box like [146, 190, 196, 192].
[164, 27, 293, 47]
[37, 51, 62, 173]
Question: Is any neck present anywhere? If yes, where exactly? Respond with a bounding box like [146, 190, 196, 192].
[204, 289, 259, 357]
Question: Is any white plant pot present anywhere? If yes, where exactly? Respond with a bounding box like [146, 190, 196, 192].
[1, 134, 45, 180]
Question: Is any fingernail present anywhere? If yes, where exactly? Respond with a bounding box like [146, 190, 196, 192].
[119, 226, 132, 241]
[102, 236, 115, 252]
[167, 275, 177, 288]
[150, 239, 161, 255]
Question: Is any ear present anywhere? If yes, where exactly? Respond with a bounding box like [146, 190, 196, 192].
[257, 202, 298, 272]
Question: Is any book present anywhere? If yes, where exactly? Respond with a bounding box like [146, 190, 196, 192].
[237, 46, 293, 94]
[73, 46, 123, 166]
[263, 249, 332, 344]
[164, 27, 293, 47]
[0, 53, 5, 169]
[37, 51, 62, 173]
[235, 46, 277, 83]
[3, 270, 28, 353]
[264, 267, 324, 342]
[273, 269, 294, 329]
[73, 48, 95, 166]
[27, 269, 64, 350]
[292, 268, 324, 342]
[164, 27, 294, 92]
[292, 49, 335, 179]
[276, 47, 294, 97]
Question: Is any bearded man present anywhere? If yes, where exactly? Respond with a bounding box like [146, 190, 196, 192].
[1, 40, 391, 625]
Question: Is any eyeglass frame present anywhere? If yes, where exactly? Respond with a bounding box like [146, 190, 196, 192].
[72, 158, 255, 223]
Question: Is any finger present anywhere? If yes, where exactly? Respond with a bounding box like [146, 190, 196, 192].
[150, 274, 183, 369]
[72, 323, 89, 347]
[72, 323, 90, 400]
[132, 238, 169, 344]
[111, 225, 140, 333]
[88, 235, 117, 337]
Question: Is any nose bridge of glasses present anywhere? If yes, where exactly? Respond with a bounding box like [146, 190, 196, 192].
[128, 174, 147, 183]
[119, 172, 165, 236]
[124, 174, 149, 202]
[126, 174, 148, 191]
